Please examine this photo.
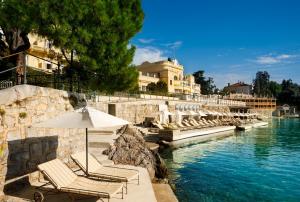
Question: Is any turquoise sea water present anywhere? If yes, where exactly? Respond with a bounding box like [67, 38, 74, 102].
[160, 119, 300, 202]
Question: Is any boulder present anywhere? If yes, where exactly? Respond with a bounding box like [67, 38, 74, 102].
[104, 125, 168, 180]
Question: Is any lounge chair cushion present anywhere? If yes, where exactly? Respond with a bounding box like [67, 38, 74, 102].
[38, 159, 123, 197]
[38, 159, 77, 189]
[72, 152, 102, 173]
[71, 152, 139, 182]
[62, 176, 123, 197]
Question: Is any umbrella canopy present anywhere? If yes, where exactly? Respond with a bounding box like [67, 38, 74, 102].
[161, 110, 175, 116]
[187, 110, 198, 116]
[204, 110, 213, 115]
[34, 107, 129, 129]
[33, 107, 129, 174]
[198, 110, 207, 116]
[208, 111, 220, 116]
[226, 112, 234, 117]
[176, 110, 188, 116]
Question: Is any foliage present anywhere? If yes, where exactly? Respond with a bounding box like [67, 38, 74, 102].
[0, 109, 5, 116]
[277, 79, 300, 106]
[269, 81, 282, 97]
[253, 71, 270, 97]
[0, 0, 144, 92]
[193, 70, 216, 95]
[146, 81, 168, 94]
[19, 112, 27, 119]
[252, 71, 300, 108]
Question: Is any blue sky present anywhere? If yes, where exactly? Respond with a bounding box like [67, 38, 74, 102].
[132, 0, 300, 88]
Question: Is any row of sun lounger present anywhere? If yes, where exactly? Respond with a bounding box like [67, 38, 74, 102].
[152, 118, 243, 131]
[34, 152, 139, 202]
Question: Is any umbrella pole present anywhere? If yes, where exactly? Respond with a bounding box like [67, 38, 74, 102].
[86, 128, 89, 175]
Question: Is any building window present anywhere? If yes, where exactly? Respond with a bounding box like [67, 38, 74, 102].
[46, 63, 52, 69]
[142, 86, 147, 91]
[170, 80, 172, 85]
[174, 76, 178, 80]
[38, 62, 42, 68]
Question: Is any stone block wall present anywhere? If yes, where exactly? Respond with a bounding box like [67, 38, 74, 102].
[112, 100, 166, 124]
[0, 85, 86, 199]
[107, 100, 232, 124]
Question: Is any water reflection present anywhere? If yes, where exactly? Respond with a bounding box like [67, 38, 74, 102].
[162, 119, 300, 202]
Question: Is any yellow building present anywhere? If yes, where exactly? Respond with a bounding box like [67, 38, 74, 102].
[26, 33, 62, 73]
[137, 59, 201, 95]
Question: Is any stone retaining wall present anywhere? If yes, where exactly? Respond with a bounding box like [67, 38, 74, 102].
[0, 85, 86, 199]
[112, 100, 165, 123]
[106, 100, 231, 124]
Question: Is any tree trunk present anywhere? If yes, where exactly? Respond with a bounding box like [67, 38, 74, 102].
[2, 28, 30, 84]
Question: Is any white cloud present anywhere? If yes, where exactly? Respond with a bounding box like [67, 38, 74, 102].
[138, 38, 155, 44]
[256, 56, 279, 64]
[133, 46, 167, 65]
[277, 54, 292, 59]
[164, 41, 183, 49]
[254, 54, 295, 65]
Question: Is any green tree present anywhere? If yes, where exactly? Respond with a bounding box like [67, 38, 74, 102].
[0, 0, 144, 92]
[253, 71, 270, 97]
[156, 81, 168, 93]
[269, 81, 281, 97]
[0, 0, 32, 83]
[147, 82, 157, 92]
[193, 70, 216, 95]
[146, 81, 168, 94]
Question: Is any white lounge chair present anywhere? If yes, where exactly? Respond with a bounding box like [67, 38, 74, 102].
[71, 152, 139, 193]
[35, 159, 124, 202]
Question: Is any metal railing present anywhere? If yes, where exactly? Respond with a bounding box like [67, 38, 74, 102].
[0, 80, 13, 90]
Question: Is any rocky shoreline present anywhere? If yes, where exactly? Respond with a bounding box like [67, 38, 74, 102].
[104, 125, 178, 201]
[104, 125, 169, 181]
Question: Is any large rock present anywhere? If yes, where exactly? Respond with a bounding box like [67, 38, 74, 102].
[104, 125, 168, 180]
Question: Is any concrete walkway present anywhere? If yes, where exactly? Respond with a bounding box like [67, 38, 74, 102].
[6, 165, 157, 202]
[6, 130, 158, 202]
[153, 184, 178, 202]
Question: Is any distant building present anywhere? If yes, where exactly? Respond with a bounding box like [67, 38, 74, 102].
[137, 59, 201, 95]
[224, 82, 252, 94]
[26, 33, 63, 73]
[273, 104, 299, 117]
[224, 93, 276, 109]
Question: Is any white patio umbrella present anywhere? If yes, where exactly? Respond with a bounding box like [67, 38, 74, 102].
[161, 110, 174, 116]
[187, 110, 198, 116]
[198, 110, 207, 117]
[205, 110, 213, 115]
[176, 110, 188, 116]
[33, 106, 129, 174]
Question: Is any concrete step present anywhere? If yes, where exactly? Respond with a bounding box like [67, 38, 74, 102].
[88, 148, 109, 161]
[89, 142, 111, 148]
[88, 134, 119, 145]
[88, 130, 114, 136]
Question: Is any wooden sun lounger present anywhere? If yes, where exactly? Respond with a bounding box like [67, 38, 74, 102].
[175, 122, 191, 130]
[201, 118, 214, 127]
[188, 119, 203, 129]
[152, 122, 164, 129]
[197, 120, 208, 127]
[182, 120, 196, 128]
[35, 159, 124, 202]
[71, 152, 139, 194]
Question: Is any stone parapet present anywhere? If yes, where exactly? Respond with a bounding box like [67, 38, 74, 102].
[0, 85, 86, 198]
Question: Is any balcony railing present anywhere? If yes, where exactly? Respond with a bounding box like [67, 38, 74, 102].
[140, 72, 159, 78]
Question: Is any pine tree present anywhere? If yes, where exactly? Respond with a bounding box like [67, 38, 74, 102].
[0, 0, 144, 92]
